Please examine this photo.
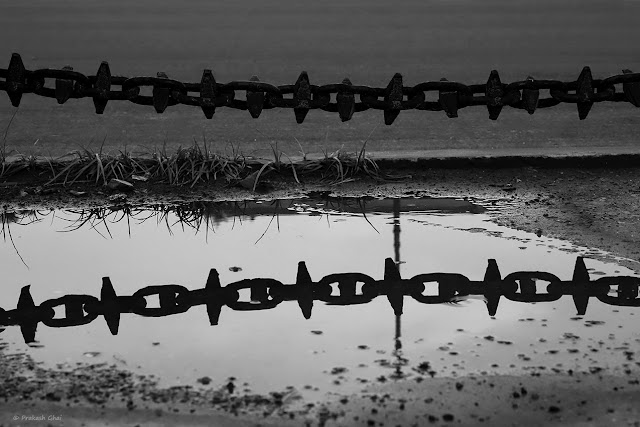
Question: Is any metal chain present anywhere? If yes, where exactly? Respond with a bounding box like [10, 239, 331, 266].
[1, 53, 640, 124]
[1, 256, 638, 344]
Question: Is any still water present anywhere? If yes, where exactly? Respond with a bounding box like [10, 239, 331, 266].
[1, 197, 638, 399]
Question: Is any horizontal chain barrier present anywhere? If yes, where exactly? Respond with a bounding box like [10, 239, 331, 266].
[1, 53, 640, 124]
[1, 256, 638, 344]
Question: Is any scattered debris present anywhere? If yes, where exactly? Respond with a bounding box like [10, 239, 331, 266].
[108, 193, 127, 203]
[197, 376, 212, 385]
[82, 352, 101, 358]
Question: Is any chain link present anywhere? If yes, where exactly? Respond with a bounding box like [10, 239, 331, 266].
[1, 257, 638, 343]
[131, 284, 192, 317]
[2, 53, 640, 124]
[39, 295, 100, 327]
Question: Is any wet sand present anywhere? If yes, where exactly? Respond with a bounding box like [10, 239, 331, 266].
[3, 351, 640, 427]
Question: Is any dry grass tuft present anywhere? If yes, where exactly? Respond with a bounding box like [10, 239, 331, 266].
[0, 139, 409, 189]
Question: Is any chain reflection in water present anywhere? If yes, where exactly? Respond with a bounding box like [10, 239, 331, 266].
[0, 256, 639, 344]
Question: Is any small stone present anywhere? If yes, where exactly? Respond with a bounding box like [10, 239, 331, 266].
[197, 376, 212, 385]
[416, 362, 431, 372]
[107, 178, 134, 192]
[45, 391, 62, 401]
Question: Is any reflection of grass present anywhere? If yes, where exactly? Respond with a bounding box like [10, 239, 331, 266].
[0, 138, 409, 188]
[1, 209, 45, 268]
[1, 198, 382, 241]
[61, 202, 234, 239]
[0, 210, 44, 227]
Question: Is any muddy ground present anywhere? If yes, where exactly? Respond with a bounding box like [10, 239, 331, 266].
[1, 160, 640, 426]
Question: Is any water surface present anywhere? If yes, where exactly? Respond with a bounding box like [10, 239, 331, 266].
[1, 197, 638, 399]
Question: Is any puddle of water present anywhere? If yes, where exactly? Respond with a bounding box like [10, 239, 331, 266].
[1, 197, 639, 401]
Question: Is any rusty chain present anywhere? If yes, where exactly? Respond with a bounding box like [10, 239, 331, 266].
[1, 256, 638, 344]
[1, 53, 640, 124]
